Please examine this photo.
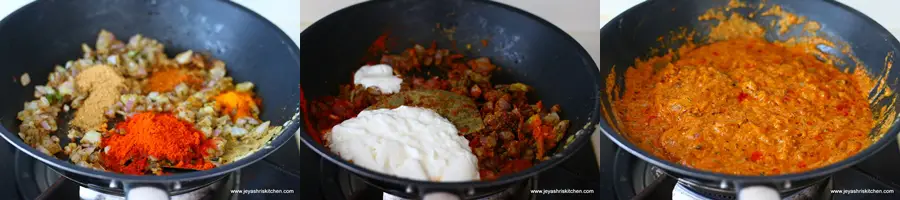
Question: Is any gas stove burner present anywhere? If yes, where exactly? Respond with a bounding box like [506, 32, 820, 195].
[320, 157, 536, 200]
[14, 149, 63, 200]
[77, 174, 236, 200]
[13, 150, 238, 200]
[613, 147, 671, 200]
[341, 168, 535, 200]
[673, 178, 832, 200]
[630, 157, 666, 193]
[613, 147, 835, 200]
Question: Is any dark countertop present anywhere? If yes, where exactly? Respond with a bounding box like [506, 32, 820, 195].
[2, 143, 20, 197]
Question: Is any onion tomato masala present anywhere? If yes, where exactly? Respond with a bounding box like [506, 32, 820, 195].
[612, 6, 880, 176]
[310, 42, 571, 180]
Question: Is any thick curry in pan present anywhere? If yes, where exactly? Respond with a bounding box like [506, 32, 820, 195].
[611, 3, 892, 176]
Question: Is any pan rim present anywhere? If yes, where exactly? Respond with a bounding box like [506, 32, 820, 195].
[0, 0, 303, 184]
[597, 0, 900, 185]
[296, 0, 604, 191]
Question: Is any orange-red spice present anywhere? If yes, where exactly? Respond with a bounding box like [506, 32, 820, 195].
[100, 112, 215, 175]
[214, 91, 259, 120]
[298, 86, 322, 144]
[146, 69, 201, 93]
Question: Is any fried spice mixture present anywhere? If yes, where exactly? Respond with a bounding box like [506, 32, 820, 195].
[612, 5, 880, 176]
[616, 38, 874, 175]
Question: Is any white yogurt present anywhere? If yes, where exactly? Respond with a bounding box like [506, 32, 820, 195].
[326, 106, 480, 182]
[353, 64, 402, 94]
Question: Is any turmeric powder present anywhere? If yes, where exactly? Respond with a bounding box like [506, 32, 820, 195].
[215, 91, 259, 120]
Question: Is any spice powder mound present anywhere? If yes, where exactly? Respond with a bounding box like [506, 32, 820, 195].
[146, 68, 201, 93]
[72, 65, 125, 131]
[215, 91, 259, 120]
[100, 112, 216, 175]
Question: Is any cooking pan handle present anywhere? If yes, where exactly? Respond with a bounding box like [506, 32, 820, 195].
[124, 183, 170, 200]
[421, 192, 462, 200]
[737, 185, 780, 200]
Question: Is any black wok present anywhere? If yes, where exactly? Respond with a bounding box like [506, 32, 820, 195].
[598, 0, 900, 199]
[0, 0, 301, 199]
[298, 0, 601, 199]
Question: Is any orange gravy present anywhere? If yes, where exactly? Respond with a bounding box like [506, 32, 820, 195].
[615, 38, 875, 175]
